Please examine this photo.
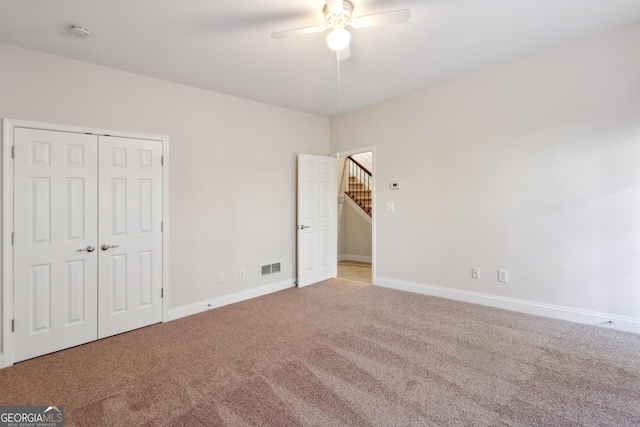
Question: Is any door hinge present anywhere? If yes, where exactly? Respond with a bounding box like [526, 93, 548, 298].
[11, 146, 15, 159]
[161, 288, 164, 298]
[11, 232, 15, 246]
[161, 155, 164, 166]
[11, 319, 15, 332]
[161, 222, 164, 232]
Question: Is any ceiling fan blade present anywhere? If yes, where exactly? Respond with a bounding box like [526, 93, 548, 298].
[326, 0, 344, 14]
[336, 46, 351, 61]
[271, 25, 328, 39]
[351, 9, 411, 28]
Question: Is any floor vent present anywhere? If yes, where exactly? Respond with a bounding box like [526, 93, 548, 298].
[261, 262, 282, 277]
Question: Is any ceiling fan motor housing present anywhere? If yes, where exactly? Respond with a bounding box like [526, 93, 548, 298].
[324, 0, 353, 29]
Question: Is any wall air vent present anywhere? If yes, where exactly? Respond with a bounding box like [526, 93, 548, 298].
[271, 262, 281, 274]
[260, 262, 282, 278]
[261, 264, 271, 276]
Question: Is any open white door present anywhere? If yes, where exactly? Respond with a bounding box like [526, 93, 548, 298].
[297, 154, 337, 287]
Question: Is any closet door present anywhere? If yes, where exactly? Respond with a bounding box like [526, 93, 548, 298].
[98, 136, 163, 339]
[13, 129, 99, 363]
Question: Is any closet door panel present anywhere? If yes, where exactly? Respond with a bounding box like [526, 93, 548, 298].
[98, 136, 163, 339]
[13, 128, 99, 363]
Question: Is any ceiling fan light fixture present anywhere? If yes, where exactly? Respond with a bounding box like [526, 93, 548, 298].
[327, 28, 351, 51]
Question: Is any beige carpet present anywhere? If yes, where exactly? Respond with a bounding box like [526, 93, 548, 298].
[1, 279, 639, 426]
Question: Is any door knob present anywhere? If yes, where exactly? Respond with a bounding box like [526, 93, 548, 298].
[101, 244, 119, 251]
[78, 245, 96, 252]
[299, 225, 310, 230]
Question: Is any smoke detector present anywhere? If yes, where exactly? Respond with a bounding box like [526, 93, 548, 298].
[68, 25, 91, 39]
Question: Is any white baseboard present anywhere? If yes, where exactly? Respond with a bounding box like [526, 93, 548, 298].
[0, 354, 4, 369]
[374, 276, 640, 335]
[338, 254, 372, 263]
[166, 280, 295, 322]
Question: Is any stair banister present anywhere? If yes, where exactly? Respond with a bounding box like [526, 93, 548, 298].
[346, 156, 372, 217]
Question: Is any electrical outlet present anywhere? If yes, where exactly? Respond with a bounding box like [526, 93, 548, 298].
[498, 270, 508, 283]
[239, 268, 246, 279]
[219, 273, 225, 284]
[472, 267, 480, 279]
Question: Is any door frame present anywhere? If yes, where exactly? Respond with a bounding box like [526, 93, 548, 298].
[2, 118, 170, 368]
[333, 146, 376, 283]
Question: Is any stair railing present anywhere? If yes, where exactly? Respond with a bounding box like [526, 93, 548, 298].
[346, 156, 372, 216]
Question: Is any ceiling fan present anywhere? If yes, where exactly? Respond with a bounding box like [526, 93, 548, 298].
[272, 0, 411, 60]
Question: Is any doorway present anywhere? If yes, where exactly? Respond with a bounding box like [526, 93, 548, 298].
[336, 148, 374, 284]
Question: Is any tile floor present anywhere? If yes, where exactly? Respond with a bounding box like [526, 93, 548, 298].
[337, 260, 372, 284]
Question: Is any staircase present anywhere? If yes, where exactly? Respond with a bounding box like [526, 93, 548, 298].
[346, 156, 372, 216]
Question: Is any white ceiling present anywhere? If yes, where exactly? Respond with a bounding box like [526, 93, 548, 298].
[1, 0, 640, 117]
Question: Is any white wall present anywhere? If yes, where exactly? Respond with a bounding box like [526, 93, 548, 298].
[331, 22, 640, 331]
[0, 43, 329, 355]
[339, 200, 372, 262]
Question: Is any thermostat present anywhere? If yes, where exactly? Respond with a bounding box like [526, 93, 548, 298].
[390, 182, 401, 189]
